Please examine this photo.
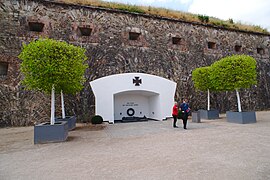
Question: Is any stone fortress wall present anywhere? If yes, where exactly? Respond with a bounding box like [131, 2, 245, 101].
[0, 0, 270, 126]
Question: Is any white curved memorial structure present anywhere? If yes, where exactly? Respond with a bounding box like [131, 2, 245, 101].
[90, 73, 177, 123]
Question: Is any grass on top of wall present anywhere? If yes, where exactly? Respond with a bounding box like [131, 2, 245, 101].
[57, 0, 269, 34]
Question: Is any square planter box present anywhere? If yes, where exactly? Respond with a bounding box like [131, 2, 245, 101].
[226, 111, 256, 124]
[34, 121, 68, 144]
[192, 111, 201, 123]
[199, 109, 219, 120]
[55, 116, 76, 131]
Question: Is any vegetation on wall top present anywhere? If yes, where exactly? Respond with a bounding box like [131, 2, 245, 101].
[56, 0, 269, 34]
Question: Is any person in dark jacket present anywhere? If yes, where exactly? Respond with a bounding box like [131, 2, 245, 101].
[180, 98, 190, 129]
[172, 102, 178, 128]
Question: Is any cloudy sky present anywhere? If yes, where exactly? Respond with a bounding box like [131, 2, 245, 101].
[105, 0, 270, 31]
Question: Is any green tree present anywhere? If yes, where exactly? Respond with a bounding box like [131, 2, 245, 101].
[19, 38, 87, 124]
[210, 55, 257, 112]
[192, 66, 214, 110]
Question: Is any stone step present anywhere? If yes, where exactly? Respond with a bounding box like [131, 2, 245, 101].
[121, 117, 148, 123]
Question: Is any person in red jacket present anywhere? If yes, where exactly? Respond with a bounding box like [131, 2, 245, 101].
[172, 102, 178, 128]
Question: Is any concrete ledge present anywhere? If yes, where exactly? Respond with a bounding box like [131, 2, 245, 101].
[55, 116, 76, 131]
[34, 121, 68, 144]
[226, 111, 256, 124]
[199, 109, 219, 119]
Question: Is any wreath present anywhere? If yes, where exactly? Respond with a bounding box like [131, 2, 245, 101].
[127, 108, 135, 116]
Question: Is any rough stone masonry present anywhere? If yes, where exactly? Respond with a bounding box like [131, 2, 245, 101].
[0, 0, 270, 126]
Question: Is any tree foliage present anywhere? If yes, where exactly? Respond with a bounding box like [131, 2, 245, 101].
[19, 38, 88, 94]
[192, 66, 213, 92]
[210, 55, 257, 91]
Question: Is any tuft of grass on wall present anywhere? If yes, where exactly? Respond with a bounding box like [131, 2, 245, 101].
[57, 0, 269, 34]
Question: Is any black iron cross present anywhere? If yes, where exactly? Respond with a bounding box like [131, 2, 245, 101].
[133, 77, 142, 86]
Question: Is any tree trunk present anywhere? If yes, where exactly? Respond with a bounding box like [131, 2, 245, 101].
[61, 90, 66, 119]
[50, 85, 55, 125]
[236, 89, 242, 112]
[207, 89, 210, 111]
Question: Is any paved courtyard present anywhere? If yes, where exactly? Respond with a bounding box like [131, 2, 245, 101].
[1, 111, 270, 180]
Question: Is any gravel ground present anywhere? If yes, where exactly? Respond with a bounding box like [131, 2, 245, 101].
[0, 111, 270, 180]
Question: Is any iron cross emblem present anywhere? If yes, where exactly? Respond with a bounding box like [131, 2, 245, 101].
[133, 77, 142, 86]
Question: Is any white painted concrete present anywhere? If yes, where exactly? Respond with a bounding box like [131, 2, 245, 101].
[90, 73, 176, 123]
[114, 90, 158, 120]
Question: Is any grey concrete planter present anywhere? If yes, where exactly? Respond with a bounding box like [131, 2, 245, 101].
[199, 109, 219, 119]
[226, 111, 256, 124]
[55, 116, 76, 131]
[34, 121, 68, 144]
[192, 111, 201, 123]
